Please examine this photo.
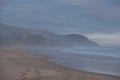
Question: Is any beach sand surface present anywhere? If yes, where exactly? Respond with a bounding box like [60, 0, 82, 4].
[0, 48, 120, 80]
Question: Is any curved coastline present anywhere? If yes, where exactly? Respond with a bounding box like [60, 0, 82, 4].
[0, 48, 120, 80]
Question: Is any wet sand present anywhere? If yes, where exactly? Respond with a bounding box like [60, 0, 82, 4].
[0, 48, 120, 80]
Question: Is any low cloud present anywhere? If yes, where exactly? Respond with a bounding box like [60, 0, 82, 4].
[86, 33, 120, 47]
[55, 0, 94, 5]
[1, 0, 120, 37]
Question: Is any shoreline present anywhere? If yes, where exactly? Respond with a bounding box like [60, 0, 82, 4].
[0, 48, 120, 80]
[48, 54, 120, 77]
[48, 59, 120, 78]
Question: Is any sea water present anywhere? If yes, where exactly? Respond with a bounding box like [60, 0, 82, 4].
[29, 46, 120, 76]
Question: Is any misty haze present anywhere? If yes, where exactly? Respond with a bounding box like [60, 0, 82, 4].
[0, 0, 120, 80]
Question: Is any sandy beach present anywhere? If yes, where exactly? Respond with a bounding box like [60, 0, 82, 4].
[0, 48, 120, 80]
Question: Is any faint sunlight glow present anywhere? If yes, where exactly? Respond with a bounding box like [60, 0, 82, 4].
[86, 32, 120, 47]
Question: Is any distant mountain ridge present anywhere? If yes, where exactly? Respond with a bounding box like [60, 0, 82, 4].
[0, 24, 100, 47]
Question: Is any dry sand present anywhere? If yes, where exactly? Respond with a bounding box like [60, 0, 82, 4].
[0, 48, 120, 80]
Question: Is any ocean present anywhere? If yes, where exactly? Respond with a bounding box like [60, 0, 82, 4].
[29, 46, 120, 76]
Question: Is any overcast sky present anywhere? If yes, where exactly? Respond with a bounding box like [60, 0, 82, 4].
[1, 0, 120, 46]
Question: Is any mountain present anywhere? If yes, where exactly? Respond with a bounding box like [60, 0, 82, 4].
[63, 34, 99, 46]
[0, 24, 100, 47]
[0, 24, 50, 46]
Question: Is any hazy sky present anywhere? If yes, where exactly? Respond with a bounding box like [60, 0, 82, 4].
[1, 0, 120, 46]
